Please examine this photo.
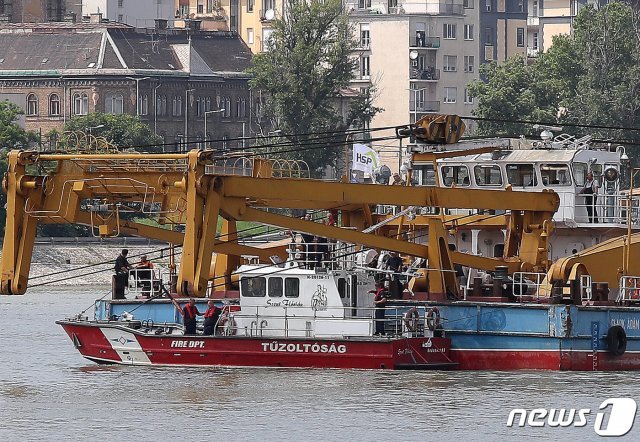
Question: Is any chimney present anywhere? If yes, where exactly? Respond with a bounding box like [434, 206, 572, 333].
[90, 13, 103, 24]
[64, 13, 77, 23]
[154, 18, 168, 30]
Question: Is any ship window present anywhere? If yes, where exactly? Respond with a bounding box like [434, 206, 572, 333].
[414, 164, 436, 186]
[541, 163, 571, 186]
[268, 277, 283, 297]
[506, 164, 537, 187]
[573, 162, 587, 186]
[285, 278, 299, 298]
[241, 277, 266, 297]
[474, 165, 502, 186]
[441, 165, 470, 187]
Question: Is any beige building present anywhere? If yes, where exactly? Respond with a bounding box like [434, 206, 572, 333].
[348, 1, 479, 169]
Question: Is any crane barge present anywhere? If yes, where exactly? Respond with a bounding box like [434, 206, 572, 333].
[2, 116, 640, 370]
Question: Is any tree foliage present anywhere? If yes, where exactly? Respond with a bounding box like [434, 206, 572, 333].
[469, 1, 640, 160]
[0, 101, 39, 232]
[248, 0, 381, 173]
[63, 113, 163, 151]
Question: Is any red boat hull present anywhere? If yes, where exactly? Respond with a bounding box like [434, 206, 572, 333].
[58, 321, 455, 370]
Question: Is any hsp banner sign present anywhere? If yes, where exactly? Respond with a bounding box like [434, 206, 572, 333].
[352, 143, 380, 174]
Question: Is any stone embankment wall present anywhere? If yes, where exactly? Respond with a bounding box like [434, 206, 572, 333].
[15, 238, 180, 286]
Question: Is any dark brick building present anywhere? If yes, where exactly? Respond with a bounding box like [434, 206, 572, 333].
[0, 20, 253, 150]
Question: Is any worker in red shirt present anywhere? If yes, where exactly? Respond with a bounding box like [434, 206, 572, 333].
[183, 298, 201, 335]
[203, 300, 222, 336]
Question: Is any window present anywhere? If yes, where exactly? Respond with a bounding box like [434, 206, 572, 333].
[358, 0, 371, 9]
[156, 95, 167, 116]
[338, 278, 347, 298]
[360, 23, 370, 48]
[464, 24, 473, 40]
[139, 94, 148, 115]
[223, 98, 231, 117]
[463, 0, 473, 8]
[285, 278, 299, 298]
[464, 88, 474, 104]
[444, 87, 457, 103]
[207, 0, 214, 13]
[49, 93, 60, 116]
[474, 165, 502, 186]
[172, 95, 182, 117]
[484, 27, 493, 45]
[464, 55, 474, 72]
[518, 0, 525, 12]
[197, 4, 203, 13]
[247, 28, 254, 45]
[485, 0, 492, 12]
[360, 55, 370, 79]
[26, 93, 38, 116]
[73, 92, 88, 115]
[532, 0, 539, 16]
[248, 0, 254, 12]
[443, 23, 456, 39]
[268, 277, 283, 297]
[573, 163, 588, 187]
[414, 164, 436, 186]
[236, 98, 242, 118]
[532, 32, 539, 50]
[240, 99, 246, 118]
[517, 28, 525, 47]
[241, 277, 266, 297]
[441, 165, 470, 187]
[541, 164, 572, 186]
[443, 55, 457, 72]
[117, 14, 123, 22]
[118, 0, 123, 7]
[506, 164, 537, 187]
[205, 97, 212, 112]
[105, 93, 124, 114]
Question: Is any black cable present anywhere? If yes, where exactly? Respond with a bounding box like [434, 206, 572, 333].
[461, 115, 640, 134]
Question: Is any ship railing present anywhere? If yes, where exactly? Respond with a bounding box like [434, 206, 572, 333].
[573, 191, 640, 225]
[617, 276, 640, 303]
[580, 274, 593, 303]
[126, 267, 168, 299]
[232, 304, 429, 339]
[512, 272, 548, 300]
[287, 238, 358, 271]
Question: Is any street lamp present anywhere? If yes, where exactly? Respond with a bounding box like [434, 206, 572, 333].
[126, 76, 151, 116]
[204, 108, 225, 148]
[184, 88, 195, 150]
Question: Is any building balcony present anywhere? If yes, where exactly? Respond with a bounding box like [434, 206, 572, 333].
[410, 35, 440, 49]
[259, 9, 276, 22]
[527, 16, 539, 27]
[484, 45, 494, 61]
[410, 100, 441, 112]
[410, 67, 440, 81]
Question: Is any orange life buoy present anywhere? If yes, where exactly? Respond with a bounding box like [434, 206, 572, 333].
[426, 307, 441, 331]
[403, 307, 420, 332]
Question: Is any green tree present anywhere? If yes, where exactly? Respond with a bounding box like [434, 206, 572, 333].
[248, 0, 381, 173]
[469, 1, 640, 159]
[63, 113, 163, 151]
[0, 102, 38, 232]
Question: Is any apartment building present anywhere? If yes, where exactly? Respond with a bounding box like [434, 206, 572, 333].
[0, 0, 80, 22]
[174, 0, 284, 52]
[82, 0, 175, 27]
[348, 0, 479, 168]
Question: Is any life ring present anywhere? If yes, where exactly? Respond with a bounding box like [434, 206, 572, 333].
[426, 307, 441, 331]
[606, 325, 627, 356]
[403, 307, 420, 332]
[217, 314, 237, 336]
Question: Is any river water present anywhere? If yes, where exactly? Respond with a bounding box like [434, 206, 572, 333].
[1, 286, 639, 441]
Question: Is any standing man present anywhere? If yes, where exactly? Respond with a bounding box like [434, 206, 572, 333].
[203, 300, 221, 336]
[370, 282, 388, 335]
[579, 171, 599, 223]
[183, 298, 201, 335]
[113, 249, 132, 299]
